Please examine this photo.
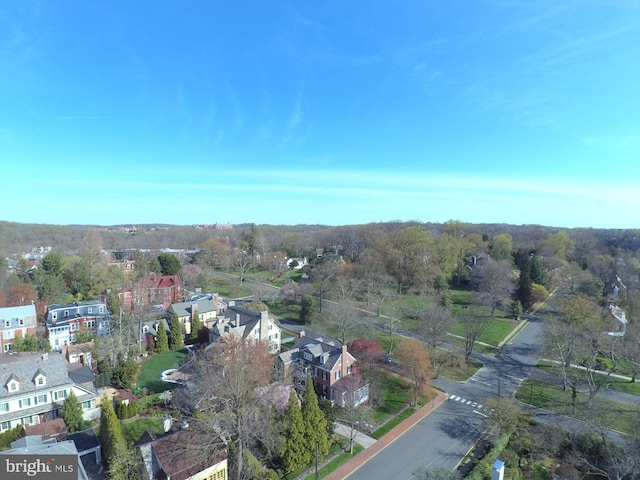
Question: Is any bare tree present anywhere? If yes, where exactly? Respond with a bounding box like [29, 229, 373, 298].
[417, 304, 455, 348]
[311, 263, 337, 313]
[471, 259, 515, 317]
[231, 250, 253, 283]
[360, 272, 396, 317]
[460, 313, 491, 363]
[178, 337, 275, 480]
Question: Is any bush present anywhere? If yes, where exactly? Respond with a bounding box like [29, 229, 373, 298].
[115, 399, 138, 420]
[0, 424, 24, 449]
[95, 368, 114, 388]
[136, 393, 163, 413]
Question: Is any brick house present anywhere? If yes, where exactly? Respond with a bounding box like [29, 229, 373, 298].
[118, 273, 183, 313]
[277, 329, 368, 406]
[0, 304, 38, 353]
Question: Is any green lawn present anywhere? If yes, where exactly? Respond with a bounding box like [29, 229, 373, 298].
[372, 374, 412, 422]
[536, 360, 640, 396]
[303, 444, 365, 480]
[371, 407, 416, 439]
[515, 378, 640, 434]
[448, 316, 516, 347]
[121, 417, 164, 444]
[136, 349, 189, 394]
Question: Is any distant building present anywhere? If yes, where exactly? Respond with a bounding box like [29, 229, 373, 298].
[0, 304, 38, 353]
[45, 301, 110, 352]
[118, 273, 183, 313]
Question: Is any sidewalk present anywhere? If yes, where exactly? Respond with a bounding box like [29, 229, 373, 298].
[323, 389, 449, 480]
[333, 423, 377, 449]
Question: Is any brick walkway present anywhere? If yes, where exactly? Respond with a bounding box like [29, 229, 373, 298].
[324, 389, 449, 480]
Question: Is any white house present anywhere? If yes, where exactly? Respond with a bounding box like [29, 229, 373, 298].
[0, 351, 99, 433]
[209, 302, 281, 353]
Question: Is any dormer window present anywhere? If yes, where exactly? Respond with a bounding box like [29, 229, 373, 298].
[6, 376, 19, 392]
[33, 370, 46, 387]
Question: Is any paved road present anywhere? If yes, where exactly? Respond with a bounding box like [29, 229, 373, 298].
[348, 314, 552, 479]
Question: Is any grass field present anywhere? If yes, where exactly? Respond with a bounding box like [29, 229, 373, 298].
[303, 444, 365, 480]
[373, 373, 413, 422]
[121, 417, 164, 444]
[448, 316, 517, 347]
[516, 378, 640, 434]
[136, 349, 189, 394]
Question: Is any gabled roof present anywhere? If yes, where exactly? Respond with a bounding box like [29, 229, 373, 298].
[0, 352, 71, 399]
[143, 273, 182, 290]
[67, 428, 100, 454]
[151, 428, 226, 480]
[169, 297, 220, 318]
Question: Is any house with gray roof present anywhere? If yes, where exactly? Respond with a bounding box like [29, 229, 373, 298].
[167, 294, 226, 336]
[0, 304, 38, 354]
[0, 351, 99, 434]
[208, 302, 281, 353]
[277, 330, 368, 407]
[1, 434, 89, 480]
[45, 300, 111, 352]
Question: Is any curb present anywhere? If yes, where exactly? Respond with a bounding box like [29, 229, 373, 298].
[323, 390, 449, 480]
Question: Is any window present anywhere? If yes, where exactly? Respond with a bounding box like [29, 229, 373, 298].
[4, 330, 14, 340]
[8, 381, 18, 392]
[37, 376, 45, 386]
[18, 319, 24, 326]
[88, 307, 92, 313]
[3, 320, 9, 328]
[70, 322, 79, 331]
[54, 390, 67, 401]
[0, 403, 9, 412]
[1, 421, 10, 431]
[52, 312, 57, 320]
[335, 370, 341, 381]
[84, 320, 96, 329]
[64, 310, 69, 317]
[99, 306, 104, 313]
[19, 398, 32, 408]
[36, 394, 47, 404]
[3, 343, 11, 352]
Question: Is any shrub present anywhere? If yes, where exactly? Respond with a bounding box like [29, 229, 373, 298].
[0, 424, 24, 449]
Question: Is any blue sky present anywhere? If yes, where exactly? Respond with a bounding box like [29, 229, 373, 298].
[2, 1, 639, 228]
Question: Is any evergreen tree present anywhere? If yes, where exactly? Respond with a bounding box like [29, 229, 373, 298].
[155, 322, 169, 353]
[300, 296, 315, 324]
[189, 306, 200, 343]
[108, 441, 140, 480]
[60, 391, 89, 433]
[514, 249, 533, 309]
[157, 253, 182, 276]
[98, 395, 125, 467]
[301, 377, 329, 460]
[168, 313, 183, 350]
[281, 390, 310, 473]
[107, 293, 120, 318]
